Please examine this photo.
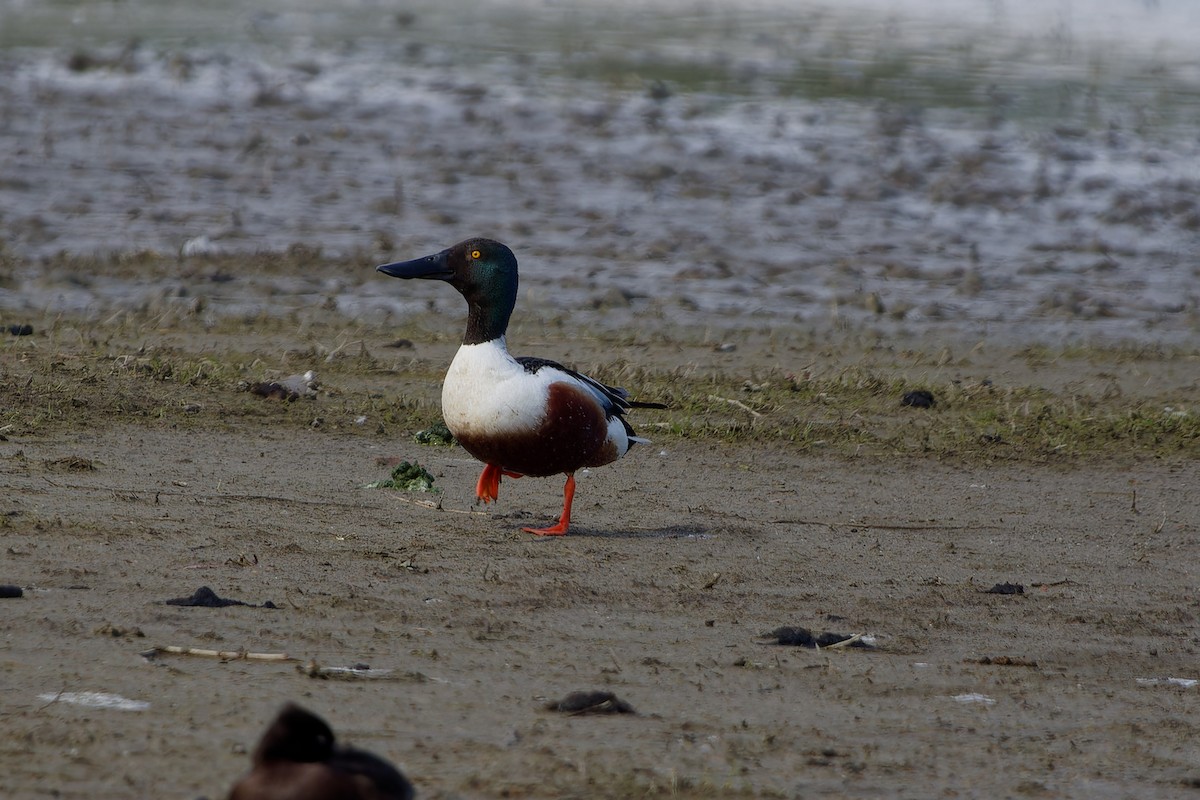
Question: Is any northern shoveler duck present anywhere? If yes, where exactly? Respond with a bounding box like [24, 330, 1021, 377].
[377, 238, 662, 535]
[227, 704, 414, 800]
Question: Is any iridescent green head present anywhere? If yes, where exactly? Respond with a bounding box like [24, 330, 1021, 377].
[378, 237, 519, 345]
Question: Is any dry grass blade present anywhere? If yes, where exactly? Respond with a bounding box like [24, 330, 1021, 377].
[707, 394, 762, 418]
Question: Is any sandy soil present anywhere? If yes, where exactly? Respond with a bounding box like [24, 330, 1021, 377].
[2, 325, 1199, 800]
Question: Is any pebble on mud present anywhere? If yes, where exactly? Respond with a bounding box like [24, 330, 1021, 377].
[0, 585, 24, 599]
[983, 582, 1025, 595]
[545, 691, 636, 715]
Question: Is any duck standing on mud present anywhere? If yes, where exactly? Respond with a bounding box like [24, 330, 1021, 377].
[377, 238, 662, 535]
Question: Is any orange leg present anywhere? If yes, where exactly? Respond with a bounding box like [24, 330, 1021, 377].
[475, 463, 502, 504]
[523, 473, 575, 536]
[475, 463, 523, 504]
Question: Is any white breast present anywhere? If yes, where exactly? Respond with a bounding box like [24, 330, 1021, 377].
[441, 338, 553, 437]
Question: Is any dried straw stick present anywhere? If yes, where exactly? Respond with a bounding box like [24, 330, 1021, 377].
[142, 645, 294, 661]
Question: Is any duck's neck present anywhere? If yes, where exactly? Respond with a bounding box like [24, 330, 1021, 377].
[461, 286, 516, 346]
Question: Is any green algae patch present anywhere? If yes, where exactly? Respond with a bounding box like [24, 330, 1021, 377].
[413, 421, 456, 447]
[362, 461, 440, 493]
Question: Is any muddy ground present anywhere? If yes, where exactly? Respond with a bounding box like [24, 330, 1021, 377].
[2, 312, 1199, 800]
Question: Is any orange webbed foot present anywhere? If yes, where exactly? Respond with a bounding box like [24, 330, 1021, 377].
[523, 473, 575, 537]
[522, 520, 570, 536]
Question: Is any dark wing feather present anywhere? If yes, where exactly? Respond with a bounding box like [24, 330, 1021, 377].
[515, 355, 665, 448]
[515, 355, 668, 420]
[515, 356, 631, 411]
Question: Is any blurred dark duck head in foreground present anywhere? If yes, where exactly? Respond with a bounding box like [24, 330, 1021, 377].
[227, 704, 414, 800]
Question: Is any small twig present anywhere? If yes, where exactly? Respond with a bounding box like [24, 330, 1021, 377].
[27, 481, 380, 510]
[324, 339, 366, 360]
[37, 686, 67, 711]
[772, 518, 1000, 531]
[143, 645, 294, 661]
[821, 633, 866, 650]
[382, 494, 485, 515]
[707, 394, 762, 418]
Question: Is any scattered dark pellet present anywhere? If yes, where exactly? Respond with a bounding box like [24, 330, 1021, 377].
[764, 626, 872, 649]
[984, 582, 1025, 595]
[0, 584, 24, 598]
[970, 655, 1038, 667]
[45, 456, 95, 472]
[901, 389, 935, 408]
[8, 324, 34, 336]
[94, 622, 145, 638]
[546, 691, 635, 715]
[164, 586, 276, 608]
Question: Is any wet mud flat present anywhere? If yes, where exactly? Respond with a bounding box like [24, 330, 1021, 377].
[1, 305, 1199, 798]
[2, 1, 1199, 346]
[1, 420, 1198, 798]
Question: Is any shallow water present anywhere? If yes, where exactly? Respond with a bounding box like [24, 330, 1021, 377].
[1, 0, 1198, 345]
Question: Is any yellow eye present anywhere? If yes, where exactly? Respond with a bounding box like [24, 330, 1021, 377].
[470, 250, 481, 259]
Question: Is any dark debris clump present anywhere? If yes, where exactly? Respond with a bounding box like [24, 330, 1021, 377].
[545, 691, 636, 715]
[763, 626, 873, 649]
[983, 582, 1025, 595]
[164, 586, 278, 608]
[901, 389, 936, 408]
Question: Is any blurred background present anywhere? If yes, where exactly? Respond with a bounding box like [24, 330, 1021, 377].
[1, 0, 1198, 344]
